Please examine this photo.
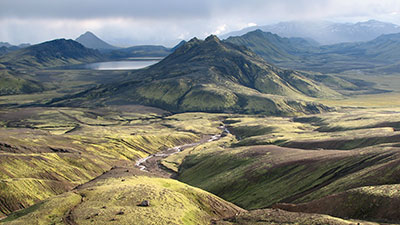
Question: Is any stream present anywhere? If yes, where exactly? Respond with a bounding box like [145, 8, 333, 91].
[135, 126, 230, 173]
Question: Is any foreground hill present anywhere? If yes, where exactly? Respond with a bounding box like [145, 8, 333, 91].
[158, 108, 400, 223]
[0, 39, 103, 70]
[3, 166, 372, 225]
[0, 106, 198, 217]
[53, 35, 340, 115]
[1, 168, 244, 225]
[1, 105, 399, 223]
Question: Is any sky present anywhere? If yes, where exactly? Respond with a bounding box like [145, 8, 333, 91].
[1, 0, 400, 47]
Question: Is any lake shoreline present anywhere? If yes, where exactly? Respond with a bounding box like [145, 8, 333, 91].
[51, 57, 163, 71]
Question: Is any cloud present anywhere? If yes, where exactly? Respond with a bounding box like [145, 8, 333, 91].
[1, 0, 400, 45]
[213, 24, 227, 35]
[0, 0, 210, 20]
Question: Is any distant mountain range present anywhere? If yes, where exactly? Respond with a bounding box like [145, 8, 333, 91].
[76, 31, 182, 57]
[222, 20, 400, 45]
[226, 29, 400, 73]
[1, 27, 397, 98]
[0, 42, 13, 48]
[74, 31, 183, 58]
[0, 42, 30, 48]
[0, 42, 31, 56]
[51, 35, 350, 115]
[107, 45, 172, 58]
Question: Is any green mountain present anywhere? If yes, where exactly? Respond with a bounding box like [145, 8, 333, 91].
[0, 39, 103, 70]
[226, 30, 400, 73]
[75, 31, 119, 50]
[321, 32, 400, 64]
[52, 35, 339, 115]
[0, 39, 105, 95]
[225, 29, 314, 65]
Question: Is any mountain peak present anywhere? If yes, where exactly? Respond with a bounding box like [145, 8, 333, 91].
[205, 35, 221, 43]
[79, 31, 98, 39]
[75, 31, 117, 50]
[242, 30, 283, 41]
[83, 31, 95, 35]
[171, 35, 232, 58]
[251, 29, 264, 34]
[188, 37, 201, 43]
[171, 40, 187, 52]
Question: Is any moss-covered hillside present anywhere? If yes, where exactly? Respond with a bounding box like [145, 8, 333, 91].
[52, 35, 344, 115]
[1, 168, 244, 225]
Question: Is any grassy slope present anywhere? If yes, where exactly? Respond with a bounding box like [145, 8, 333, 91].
[1, 169, 244, 225]
[177, 141, 400, 209]
[215, 208, 379, 225]
[224, 108, 400, 150]
[276, 184, 400, 223]
[3, 167, 376, 225]
[0, 70, 43, 96]
[1, 102, 399, 223]
[165, 108, 400, 223]
[0, 107, 203, 217]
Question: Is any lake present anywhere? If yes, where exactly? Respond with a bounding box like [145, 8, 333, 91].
[63, 57, 163, 70]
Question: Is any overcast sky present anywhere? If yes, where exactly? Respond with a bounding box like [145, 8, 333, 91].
[1, 0, 400, 46]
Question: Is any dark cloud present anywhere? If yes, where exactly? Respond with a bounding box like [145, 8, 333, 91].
[0, 0, 211, 19]
[2, 0, 400, 21]
[1, 0, 400, 45]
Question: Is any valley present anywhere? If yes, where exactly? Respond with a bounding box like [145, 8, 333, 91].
[1, 100, 400, 224]
[1, 26, 400, 225]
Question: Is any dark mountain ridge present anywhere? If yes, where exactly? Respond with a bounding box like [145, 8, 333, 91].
[51, 35, 339, 115]
[0, 39, 103, 69]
